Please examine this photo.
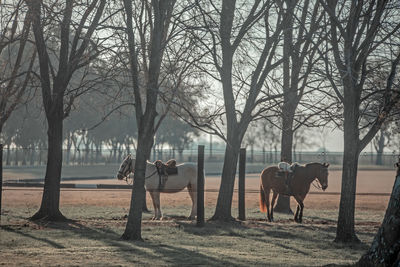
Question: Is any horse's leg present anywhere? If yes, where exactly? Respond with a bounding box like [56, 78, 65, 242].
[264, 188, 272, 222]
[293, 195, 304, 223]
[149, 191, 162, 220]
[294, 205, 300, 222]
[270, 191, 278, 222]
[187, 183, 197, 220]
[149, 191, 157, 220]
[298, 196, 306, 223]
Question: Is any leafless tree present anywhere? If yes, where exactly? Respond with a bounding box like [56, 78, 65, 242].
[274, 0, 328, 213]
[358, 158, 400, 266]
[0, 1, 36, 138]
[373, 123, 391, 165]
[321, 0, 400, 243]
[184, 0, 288, 221]
[27, 0, 109, 221]
[121, 0, 203, 240]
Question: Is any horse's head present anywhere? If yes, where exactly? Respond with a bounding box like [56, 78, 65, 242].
[117, 154, 134, 180]
[316, 162, 329, 191]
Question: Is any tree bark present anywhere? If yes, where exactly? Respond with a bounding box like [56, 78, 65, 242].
[321, 0, 400, 244]
[375, 132, 385, 165]
[27, 0, 106, 221]
[121, 133, 153, 241]
[274, 111, 294, 213]
[358, 163, 400, 266]
[335, 89, 361, 243]
[31, 112, 66, 221]
[121, 0, 174, 240]
[211, 138, 241, 221]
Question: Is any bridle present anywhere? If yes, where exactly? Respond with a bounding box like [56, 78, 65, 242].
[312, 166, 328, 190]
[118, 156, 159, 184]
[118, 156, 133, 184]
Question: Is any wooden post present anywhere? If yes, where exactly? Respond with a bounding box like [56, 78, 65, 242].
[197, 145, 205, 227]
[0, 144, 3, 222]
[238, 148, 246, 221]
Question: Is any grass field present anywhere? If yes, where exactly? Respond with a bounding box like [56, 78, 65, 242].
[0, 204, 384, 266]
[1, 169, 396, 266]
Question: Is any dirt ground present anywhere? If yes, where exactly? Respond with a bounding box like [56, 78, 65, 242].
[1, 170, 395, 266]
[2, 170, 395, 212]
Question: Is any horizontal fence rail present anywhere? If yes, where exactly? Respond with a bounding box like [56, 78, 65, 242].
[1, 147, 398, 167]
[1, 183, 392, 196]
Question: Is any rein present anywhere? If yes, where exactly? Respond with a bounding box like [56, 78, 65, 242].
[145, 170, 158, 179]
[311, 180, 323, 190]
[123, 175, 133, 185]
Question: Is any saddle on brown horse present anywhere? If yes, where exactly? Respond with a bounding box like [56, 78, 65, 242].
[276, 163, 299, 196]
[154, 159, 178, 190]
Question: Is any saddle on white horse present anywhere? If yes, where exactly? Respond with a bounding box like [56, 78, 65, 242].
[154, 159, 178, 175]
[154, 159, 178, 190]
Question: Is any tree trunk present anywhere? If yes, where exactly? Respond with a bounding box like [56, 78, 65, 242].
[250, 144, 254, 163]
[211, 137, 241, 221]
[85, 143, 90, 164]
[15, 148, 18, 166]
[275, 112, 294, 214]
[90, 143, 94, 165]
[178, 149, 183, 162]
[375, 132, 385, 166]
[31, 116, 66, 221]
[30, 145, 35, 165]
[22, 149, 27, 165]
[121, 137, 151, 241]
[6, 144, 10, 166]
[358, 164, 400, 266]
[263, 147, 266, 164]
[95, 144, 100, 164]
[335, 96, 360, 243]
[38, 143, 42, 165]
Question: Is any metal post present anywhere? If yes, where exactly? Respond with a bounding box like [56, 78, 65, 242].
[238, 148, 246, 221]
[0, 144, 3, 222]
[197, 145, 205, 227]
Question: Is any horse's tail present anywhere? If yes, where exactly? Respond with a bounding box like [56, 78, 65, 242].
[260, 184, 267, 213]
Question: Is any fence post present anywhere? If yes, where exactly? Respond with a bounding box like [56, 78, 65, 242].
[197, 145, 205, 227]
[238, 148, 246, 221]
[0, 144, 3, 223]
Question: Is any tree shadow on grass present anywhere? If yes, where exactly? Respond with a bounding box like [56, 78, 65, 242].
[1, 225, 65, 249]
[175, 220, 311, 256]
[25, 219, 240, 266]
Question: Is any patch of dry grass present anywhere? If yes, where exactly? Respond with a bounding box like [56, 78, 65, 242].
[0, 206, 381, 266]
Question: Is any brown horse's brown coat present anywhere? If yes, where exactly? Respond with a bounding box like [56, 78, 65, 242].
[260, 163, 329, 223]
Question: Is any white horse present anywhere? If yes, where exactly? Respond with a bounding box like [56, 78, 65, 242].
[117, 154, 197, 220]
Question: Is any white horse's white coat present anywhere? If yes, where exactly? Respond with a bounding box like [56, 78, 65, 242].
[117, 156, 197, 220]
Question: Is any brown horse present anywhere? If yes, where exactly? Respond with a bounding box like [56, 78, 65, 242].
[259, 162, 329, 223]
